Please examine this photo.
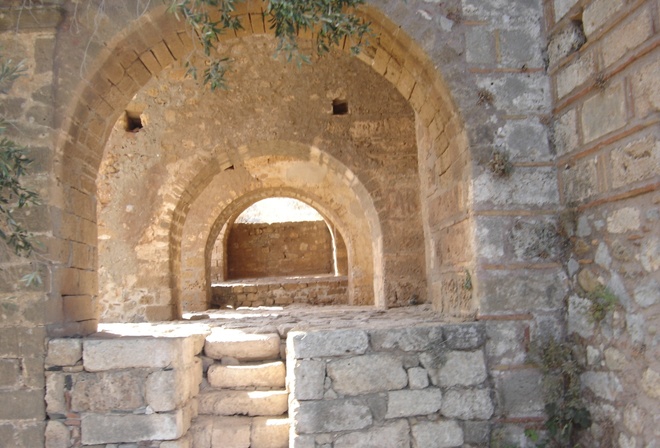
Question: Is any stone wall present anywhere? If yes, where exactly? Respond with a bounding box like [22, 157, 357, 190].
[548, 0, 659, 446]
[44, 332, 206, 447]
[212, 276, 348, 308]
[225, 222, 334, 280]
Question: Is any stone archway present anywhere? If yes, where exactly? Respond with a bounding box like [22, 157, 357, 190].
[54, 2, 473, 330]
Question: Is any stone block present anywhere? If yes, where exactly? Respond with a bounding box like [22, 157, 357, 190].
[610, 134, 659, 189]
[81, 410, 187, 444]
[463, 421, 491, 445]
[45, 372, 66, 415]
[294, 399, 372, 434]
[496, 369, 544, 417]
[497, 119, 552, 162]
[71, 371, 147, 412]
[422, 350, 487, 387]
[407, 367, 430, 389]
[607, 207, 640, 233]
[583, 0, 624, 37]
[499, 27, 543, 67]
[631, 57, 660, 118]
[581, 81, 627, 143]
[161, 434, 192, 448]
[198, 390, 288, 416]
[582, 371, 624, 401]
[0, 358, 20, 387]
[211, 416, 251, 448]
[479, 268, 567, 314]
[485, 321, 527, 365]
[476, 73, 550, 114]
[442, 323, 486, 350]
[209, 361, 285, 389]
[562, 155, 598, 202]
[290, 359, 325, 401]
[83, 336, 195, 371]
[385, 388, 443, 419]
[146, 369, 188, 412]
[441, 388, 494, 420]
[288, 329, 368, 359]
[327, 354, 407, 395]
[556, 51, 595, 98]
[45, 420, 69, 448]
[205, 330, 280, 361]
[465, 27, 495, 64]
[473, 167, 559, 208]
[554, 0, 580, 22]
[251, 416, 290, 448]
[602, 9, 652, 68]
[552, 108, 578, 156]
[0, 389, 45, 420]
[369, 325, 443, 352]
[46, 338, 82, 366]
[411, 420, 463, 448]
[334, 420, 410, 448]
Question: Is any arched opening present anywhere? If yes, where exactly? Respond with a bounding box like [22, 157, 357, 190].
[208, 197, 350, 308]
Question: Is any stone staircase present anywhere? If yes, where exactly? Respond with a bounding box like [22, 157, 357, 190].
[190, 329, 290, 448]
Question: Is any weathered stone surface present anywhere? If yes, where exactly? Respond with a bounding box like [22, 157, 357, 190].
[568, 295, 596, 338]
[290, 359, 325, 400]
[0, 389, 46, 420]
[631, 57, 660, 118]
[81, 410, 187, 444]
[208, 361, 285, 389]
[463, 421, 491, 445]
[83, 337, 195, 371]
[474, 167, 559, 208]
[146, 369, 189, 412]
[548, 19, 586, 66]
[45, 372, 65, 415]
[385, 388, 443, 419]
[442, 323, 485, 350]
[0, 358, 20, 387]
[421, 350, 487, 387]
[411, 420, 463, 448]
[407, 367, 429, 390]
[441, 388, 494, 420]
[294, 399, 372, 434]
[161, 435, 192, 448]
[198, 390, 288, 416]
[556, 51, 595, 98]
[205, 330, 280, 361]
[45, 420, 69, 448]
[251, 416, 290, 448]
[496, 370, 544, 417]
[581, 372, 623, 401]
[485, 321, 527, 365]
[479, 268, 567, 313]
[334, 420, 410, 448]
[633, 279, 659, 308]
[607, 207, 641, 234]
[288, 329, 368, 358]
[71, 370, 147, 412]
[641, 368, 660, 399]
[554, 0, 579, 20]
[211, 416, 251, 448]
[369, 325, 443, 352]
[327, 354, 408, 395]
[46, 338, 82, 366]
[581, 82, 627, 143]
[583, 0, 624, 36]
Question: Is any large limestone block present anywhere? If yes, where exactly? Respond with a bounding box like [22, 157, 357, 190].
[334, 420, 411, 448]
[411, 420, 463, 448]
[205, 330, 280, 361]
[46, 338, 82, 366]
[81, 410, 186, 444]
[251, 416, 290, 448]
[83, 336, 195, 371]
[294, 399, 372, 434]
[211, 416, 251, 448]
[70, 371, 147, 412]
[327, 354, 407, 395]
[147, 369, 190, 412]
[441, 388, 494, 420]
[288, 329, 368, 359]
[421, 350, 487, 387]
[289, 359, 325, 400]
[369, 325, 444, 352]
[208, 361, 285, 389]
[198, 390, 288, 416]
[385, 388, 443, 419]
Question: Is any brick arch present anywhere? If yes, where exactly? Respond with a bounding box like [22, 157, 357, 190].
[55, 2, 472, 332]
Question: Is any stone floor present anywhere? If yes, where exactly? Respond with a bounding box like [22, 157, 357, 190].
[97, 304, 463, 337]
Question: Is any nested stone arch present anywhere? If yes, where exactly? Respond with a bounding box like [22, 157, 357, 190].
[177, 139, 380, 312]
[54, 1, 473, 331]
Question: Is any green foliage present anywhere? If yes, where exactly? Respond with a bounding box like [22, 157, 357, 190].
[0, 57, 39, 260]
[463, 269, 472, 291]
[528, 338, 592, 448]
[168, 0, 371, 89]
[587, 285, 617, 323]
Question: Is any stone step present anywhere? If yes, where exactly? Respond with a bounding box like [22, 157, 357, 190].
[208, 361, 286, 389]
[190, 415, 290, 448]
[198, 389, 289, 417]
[205, 329, 281, 361]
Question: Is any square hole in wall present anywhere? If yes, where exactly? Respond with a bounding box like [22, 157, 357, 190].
[332, 99, 349, 115]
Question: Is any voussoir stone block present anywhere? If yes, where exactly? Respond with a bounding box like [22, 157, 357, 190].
[205, 330, 280, 361]
[81, 410, 186, 444]
[83, 337, 195, 371]
[327, 354, 408, 395]
[294, 399, 372, 434]
[385, 388, 443, 419]
[198, 390, 288, 416]
[334, 419, 411, 448]
[208, 361, 285, 389]
[288, 329, 368, 358]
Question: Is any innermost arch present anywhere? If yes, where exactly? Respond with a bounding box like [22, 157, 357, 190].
[235, 198, 324, 224]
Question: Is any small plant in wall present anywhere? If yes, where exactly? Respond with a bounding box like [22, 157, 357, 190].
[526, 338, 592, 448]
[586, 285, 617, 323]
[488, 149, 513, 177]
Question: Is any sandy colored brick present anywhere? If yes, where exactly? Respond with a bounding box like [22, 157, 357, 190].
[602, 9, 653, 68]
[581, 81, 627, 143]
